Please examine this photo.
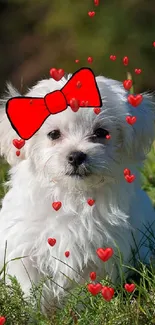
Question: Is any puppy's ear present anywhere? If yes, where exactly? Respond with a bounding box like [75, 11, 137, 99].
[0, 84, 26, 166]
[122, 93, 155, 162]
[96, 76, 155, 162]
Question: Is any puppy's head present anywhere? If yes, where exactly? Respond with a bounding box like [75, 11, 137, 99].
[0, 76, 155, 189]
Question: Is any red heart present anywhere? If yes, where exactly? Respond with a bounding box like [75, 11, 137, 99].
[48, 238, 56, 247]
[16, 150, 20, 156]
[12, 139, 25, 149]
[52, 201, 62, 211]
[88, 11, 95, 17]
[101, 286, 115, 301]
[87, 283, 102, 295]
[89, 271, 96, 281]
[94, 0, 100, 5]
[123, 80, 132, 91]
[123, 56, 129, 66]
[76, 81, 82, 88]
[96, 247, 114, 262]
[87, 199, 95, 206]
[124, 283, 136, 292]
[87, 56, 93, 63]
[70, 98, 79, 112]
[65, 251, 70, 257]
[153, 41, 155, 47]
[106, 134, 111, 140]
[126, 116, 137, 125]
[50, 68, 65, 81]
[127, 94, 143, 107]
[134, 68, 142, 74]
[123, 168, 131, 177]
[93, 107, 101, 115]
[110, 55, 116, 61]
[80, 100, 89, 107]
[0, 317, 6, 325]
[125, 174, 135, 183]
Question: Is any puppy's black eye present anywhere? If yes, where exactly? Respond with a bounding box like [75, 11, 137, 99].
[94, 128, 109, 138]
[47, 130, 61, 140]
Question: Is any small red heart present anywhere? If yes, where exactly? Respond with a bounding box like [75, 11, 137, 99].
[96, 247, 114, 262]
[65, 251, 70, 257]
[124, 283, 136, 292]
[12, 139, 25, 149]
[70, 98, 79, 112]
[75, 59, 80, 63]
[110, 55, 116, 61]
[50, 68, 65, 81]
[85, 101, 89, 106]
[94, 0, 100, 5]
[80, 100, 89, 107]
[93, 107, 101, 115]
[76, 81, 82, 88]
[106, 134, 111, 140]
[126, 116, 137, 125]
[87, 283, 102, 295]
[101, 286, 115, 301]
[88, 11, 95, 17]
[52, 201, 62, 211]
[48, 238, 56, 247]
[153, 41, 155, 47]
[0, 317, 6, 325]
[87, 56, 93, 63]
[89, 271, 96, 281]
[125, 174, 135, 183]
[123, 168, 131, 177]
[123, 80, 132, 91]
[123, 56, 129, 66]
[16, 150, 20, 156]
[128, 94, 143, 107]
[134, 68, 142, 74]
[87, 199, 95, 206]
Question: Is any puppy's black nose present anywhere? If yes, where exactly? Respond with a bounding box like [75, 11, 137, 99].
[68, 151, 87, 166]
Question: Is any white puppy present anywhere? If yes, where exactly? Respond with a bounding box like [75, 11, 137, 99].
[0, 74, 155, 311]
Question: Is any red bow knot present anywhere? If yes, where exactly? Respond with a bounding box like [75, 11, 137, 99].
[6, 68, 102, 140]
[45, 90, 67, 114]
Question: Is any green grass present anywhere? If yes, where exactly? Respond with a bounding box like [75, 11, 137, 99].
[0, 158, 9, 207]
[0, 148, 155, 325]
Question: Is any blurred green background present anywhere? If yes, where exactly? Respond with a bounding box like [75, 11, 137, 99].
[0, 0, 155, 96]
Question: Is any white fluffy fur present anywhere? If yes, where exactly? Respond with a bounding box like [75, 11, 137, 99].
[0, 74, 155, 312]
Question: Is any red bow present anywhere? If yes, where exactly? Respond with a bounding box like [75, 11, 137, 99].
[6, 68, 102, 140]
